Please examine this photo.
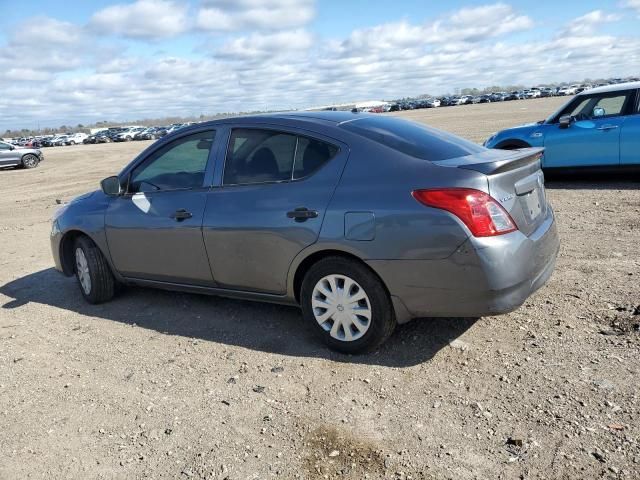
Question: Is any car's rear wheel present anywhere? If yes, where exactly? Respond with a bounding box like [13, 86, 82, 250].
[21, 154, 39, 169]
[300, 257, 396, 353]
[73, 236, 115, 304]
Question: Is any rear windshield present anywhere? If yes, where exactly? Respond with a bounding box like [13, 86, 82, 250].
[340, 116, 484, 162]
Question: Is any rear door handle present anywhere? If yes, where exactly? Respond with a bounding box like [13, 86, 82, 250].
[597, 125, 619, 131]
[287, 207, 318, 222]
[170, 209, 192, 221]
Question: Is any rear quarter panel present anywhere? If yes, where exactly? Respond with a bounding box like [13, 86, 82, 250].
[313, 139, 488, 261]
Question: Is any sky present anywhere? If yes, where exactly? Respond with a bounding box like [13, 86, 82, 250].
[1, 0, 639, 131]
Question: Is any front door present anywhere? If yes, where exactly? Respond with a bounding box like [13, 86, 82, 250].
[105, 130, 216, 285]
[202, 127, 348, 294]
[0, 142, 19, 166]
[542, 90, 635, 168]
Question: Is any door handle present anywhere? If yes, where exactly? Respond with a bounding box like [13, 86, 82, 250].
[170, 209, 193, 221]
[287, 207, 318, 222]
[597, 125, 619, 131]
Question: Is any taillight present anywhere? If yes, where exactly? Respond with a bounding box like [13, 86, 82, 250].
[412, 188, 517, 237]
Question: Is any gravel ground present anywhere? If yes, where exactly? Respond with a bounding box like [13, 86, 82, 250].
[1, 97, 639, 479]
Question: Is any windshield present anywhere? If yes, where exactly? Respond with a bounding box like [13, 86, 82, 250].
[340, 116, 484, 162]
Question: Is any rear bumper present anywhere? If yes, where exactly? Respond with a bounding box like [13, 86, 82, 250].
[368, 208, 560, 322]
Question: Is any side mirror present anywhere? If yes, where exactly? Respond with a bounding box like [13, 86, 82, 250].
[9, 145, 15, 150]
[100, 176, 122, 196]
[559, 115, 573, 129]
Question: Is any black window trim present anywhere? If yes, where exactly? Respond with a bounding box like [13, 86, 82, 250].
[123, 129, 216, 195]
[221, 126, 340, 188]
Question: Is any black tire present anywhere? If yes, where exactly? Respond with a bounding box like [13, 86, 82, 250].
[69, 141, 75, 145]
[300, 256, 396, 354]
[73, 236, 115, 304]
[21, 154, 40, 169]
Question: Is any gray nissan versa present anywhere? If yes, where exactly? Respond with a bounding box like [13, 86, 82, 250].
[50, 112, 559, 353]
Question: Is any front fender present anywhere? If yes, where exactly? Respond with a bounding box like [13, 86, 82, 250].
[52, 191, 120, 279]
[485, 125, 545, 149]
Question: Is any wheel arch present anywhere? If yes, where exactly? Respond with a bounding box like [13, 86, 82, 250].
[58, 229, 104, 276]
[494, 138, 532, 150]
[290, 248, 391, 304]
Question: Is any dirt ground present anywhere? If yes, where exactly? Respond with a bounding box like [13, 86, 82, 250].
[1, 97, 639, 480]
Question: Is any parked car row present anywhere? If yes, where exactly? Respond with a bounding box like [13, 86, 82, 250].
[4, 123, 199, 149]
[82, 123, 197, 144]
[384, 78, 640, 112]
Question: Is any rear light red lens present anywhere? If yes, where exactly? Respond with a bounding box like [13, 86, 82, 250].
[412, 188, 517, 237]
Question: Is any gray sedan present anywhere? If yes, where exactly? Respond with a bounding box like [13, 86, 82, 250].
[0, 141, 43, 169]
[50, 112, 559, 353]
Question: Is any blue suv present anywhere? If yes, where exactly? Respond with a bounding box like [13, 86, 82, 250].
[485, 82, 640, 169]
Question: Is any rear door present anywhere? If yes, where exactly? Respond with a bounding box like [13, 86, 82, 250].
[542, 90, 635, 168]
[105, 129, 217, 286]
[620, 90, 640, 166]
[202, 125, 349, 294]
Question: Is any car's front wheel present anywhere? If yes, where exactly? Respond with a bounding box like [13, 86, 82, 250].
[21, 154, 40, 169]
[300, 257, 396, 354]
[74, 236, 115, 304]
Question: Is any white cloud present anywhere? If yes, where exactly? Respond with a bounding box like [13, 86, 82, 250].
[446, 3, 534, 39]
[90, 0, 188, 39]
[9, 17, 83, 47]
[337, 3, 534, 59]
[197, 0, 315, 31]
[561, 10, 621, 36]
[217, 30, 314, 60]
[2, 2, 640, 131]
[622, 0, 640, 15]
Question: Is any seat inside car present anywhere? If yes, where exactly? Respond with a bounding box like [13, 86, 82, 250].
[300, 140, 331, 177]
[246, 147, 280, 180]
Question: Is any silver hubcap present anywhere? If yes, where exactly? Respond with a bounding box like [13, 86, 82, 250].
[24, 155, 37, 167]
[75, 248, 91, 295]
[311, 274, 372, 342]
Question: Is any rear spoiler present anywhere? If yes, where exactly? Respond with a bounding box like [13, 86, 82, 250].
[436, 147, 544, 175]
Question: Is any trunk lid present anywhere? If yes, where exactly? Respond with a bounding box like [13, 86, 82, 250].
[436, 148, 548, 237]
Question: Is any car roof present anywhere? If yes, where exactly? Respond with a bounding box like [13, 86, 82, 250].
[190, 110, 366, 130]
[580, 81, 640, 95]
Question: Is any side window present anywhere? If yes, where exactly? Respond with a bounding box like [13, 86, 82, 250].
[566, 98, 590, 118]
[129, 130, 214, 193]
[0, 142, 11, 151]
[224, 129, 296, 185]
[592, 95, 626, 117]
[562, 92, 632, 120]
[293, 137, 338, 179]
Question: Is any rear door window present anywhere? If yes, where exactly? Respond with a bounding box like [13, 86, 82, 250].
[223, 129, 338, 185]
[293, 137, 338, 179]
